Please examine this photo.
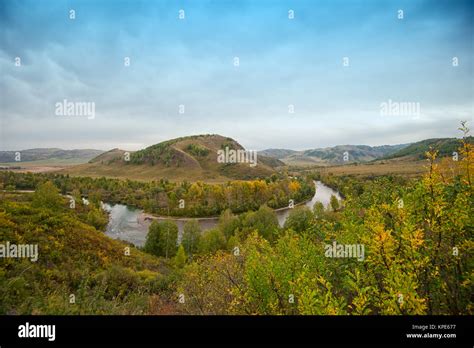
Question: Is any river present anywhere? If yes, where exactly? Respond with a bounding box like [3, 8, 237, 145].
[103, 181, 341, 247]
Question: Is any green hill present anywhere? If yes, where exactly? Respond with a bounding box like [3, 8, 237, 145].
[261, 144, 408, 166]
[64, 135, 283, 182]
[383, 137, 473, 160]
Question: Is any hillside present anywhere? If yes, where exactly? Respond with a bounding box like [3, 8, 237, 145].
[314, 136, 474, 178]
[64, 135, 283, 182]
[382, 136, 473, 160]
[88, 148, 128, 164]
[258, 149, 298, 159]
[261, 144, 408, 166]
[0, 187, 171, 314]
[0, 148, 104, 164]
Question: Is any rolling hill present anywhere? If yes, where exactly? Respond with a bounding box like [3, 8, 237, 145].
[382, 136, 473, 160]
[63, 134, 284, 182]
[260, 144, 408, 166]
[258, 149, 298, 159]
[0, 148, 104, 164]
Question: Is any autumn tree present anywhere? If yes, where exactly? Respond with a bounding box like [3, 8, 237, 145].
[330, 195, 340, 211]
[174, 245, 187, 268]
[283, 206, 313, 233]
[144, 220, 178, 258]
[32, 181, 64, 211]
[181, 220, 201, 257]
[240, 205, 280, 242]
[218, 209, 240, 239]
[198, 228, 226, 254]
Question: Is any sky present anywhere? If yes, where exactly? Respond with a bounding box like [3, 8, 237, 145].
[0, 0, 473, 151]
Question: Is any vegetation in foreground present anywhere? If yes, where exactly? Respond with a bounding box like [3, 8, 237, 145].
[0, 124, 472, 315]
[172, 132, 472, 314]
[0, 185, 171, 314]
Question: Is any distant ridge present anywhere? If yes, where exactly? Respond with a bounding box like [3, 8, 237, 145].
[0, 148, 104, 163]
[260, 144, 408, 166]
[382, 137, 473, 160]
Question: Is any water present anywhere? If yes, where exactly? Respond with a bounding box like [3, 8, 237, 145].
[102, 204, 149, 246]
[276, 181, 342, 226]
[104, 181, 341, 247]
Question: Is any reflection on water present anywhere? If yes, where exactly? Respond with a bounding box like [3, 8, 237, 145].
[103, 204, 149, 247]
[104, 181, 341, 247]
[276, 181, 342, 226]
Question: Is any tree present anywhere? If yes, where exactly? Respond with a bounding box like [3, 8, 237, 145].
[218, 209, 240, 239]
[198, 228, 226, 254]
[181, 220, 201, 257]
[85, 207, 108, 231]
[330, 195, 340, 211]
[313, 202, 325, 218]
[241, 205, 279, 242]
[174, 245, 187, 268]
[32, 181, 63, 211]
[144, 220, 178, 258]
[283, 206, 313, 233]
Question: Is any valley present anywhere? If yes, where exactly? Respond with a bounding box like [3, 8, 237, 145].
[0, 124, 472, 316]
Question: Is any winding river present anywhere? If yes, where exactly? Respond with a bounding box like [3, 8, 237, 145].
[103, 181, 341, 247]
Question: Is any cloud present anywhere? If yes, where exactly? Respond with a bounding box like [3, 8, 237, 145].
[1, 0, 472, 151]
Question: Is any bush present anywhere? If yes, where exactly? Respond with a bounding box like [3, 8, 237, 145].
[144, 220, 178, 258]
[198, 228, 226, 254]
[283, 206, 313, 233]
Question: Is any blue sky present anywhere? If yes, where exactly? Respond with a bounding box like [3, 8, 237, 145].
[1, 0, 473, 151]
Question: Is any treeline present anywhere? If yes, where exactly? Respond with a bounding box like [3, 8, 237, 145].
[0, 172, 314, 217]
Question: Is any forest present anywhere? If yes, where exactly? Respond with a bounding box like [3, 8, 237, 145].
[0, 125, 472, 315]
[0, 172, 314, 217]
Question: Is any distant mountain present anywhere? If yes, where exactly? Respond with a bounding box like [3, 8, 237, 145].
[66, 134, 284, 181]
[88, 148, 128, 164]
[259, 149, 298, 159]
[382, 137, 473, 160]
[260, 144, 408, 166]
[0, 148, 104, 163]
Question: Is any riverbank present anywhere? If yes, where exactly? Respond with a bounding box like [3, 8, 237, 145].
[138, 183, 317, 224]
[105, 181, 342, 247]
[139, 195, 315, 224]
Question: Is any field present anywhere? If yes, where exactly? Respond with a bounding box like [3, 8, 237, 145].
[0, 157, 93, 175]
[1, 157, 429, 183]
[59, 161, 231, 183]
[309, 159, 428, 178]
